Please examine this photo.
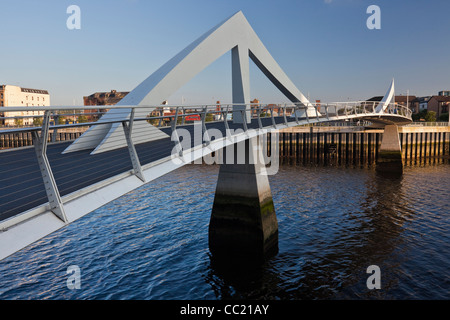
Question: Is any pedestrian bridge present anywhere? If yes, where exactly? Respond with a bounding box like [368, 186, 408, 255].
[0, 101, 412, 260]
[0, 11, 412, 261]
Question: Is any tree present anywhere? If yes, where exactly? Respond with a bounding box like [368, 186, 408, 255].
[412, 110, 427, 121]
[146, 112, 159, 126]
[57, 116, 66, 125]
[77, 115, 88, 123]
[205, 113, 214, 122]
[424, 111, 436, 122]
[33, 117, 43, 127]
[14, 118, 23, 126]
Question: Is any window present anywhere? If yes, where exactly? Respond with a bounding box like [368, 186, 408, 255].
[37, 97, 39, 101]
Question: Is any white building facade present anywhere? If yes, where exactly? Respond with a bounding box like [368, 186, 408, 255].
[0, 85, 50, 126]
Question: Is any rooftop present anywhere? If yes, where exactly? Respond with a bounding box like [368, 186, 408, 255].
[0, 85, 49, 95]
[20, 88, 49, 95]
[430, 95, 450, 102]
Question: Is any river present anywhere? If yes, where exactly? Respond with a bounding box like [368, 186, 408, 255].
[0, 163, 448, 300]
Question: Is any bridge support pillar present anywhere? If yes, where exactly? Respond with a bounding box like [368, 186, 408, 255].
[377, 124, 403, 175]
[209, 137, 278, 260]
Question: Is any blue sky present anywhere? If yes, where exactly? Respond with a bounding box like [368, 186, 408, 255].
[1, 0, 449, 105]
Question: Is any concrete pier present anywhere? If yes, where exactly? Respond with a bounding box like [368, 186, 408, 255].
[209, 136, 278, 259]
[377, 124, 403, 174]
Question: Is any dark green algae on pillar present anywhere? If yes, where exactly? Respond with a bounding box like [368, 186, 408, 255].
[209, 163, 279, 260]
[376, 125, 404, 176]
[376, 150, 403, 175]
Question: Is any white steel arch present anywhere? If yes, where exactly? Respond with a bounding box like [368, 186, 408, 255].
[64, 11, 312, 155]
[375, 78, 395, 113]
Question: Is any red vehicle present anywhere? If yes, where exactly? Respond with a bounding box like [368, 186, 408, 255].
[185, 115, 201, 121]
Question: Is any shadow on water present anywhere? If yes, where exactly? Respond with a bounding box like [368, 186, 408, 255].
[204, 166, 417, 299]
[205, 250, 284, 300]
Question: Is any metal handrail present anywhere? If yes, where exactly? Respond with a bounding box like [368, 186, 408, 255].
[0, 101, 412, 114]
[0, 101, 412, 136]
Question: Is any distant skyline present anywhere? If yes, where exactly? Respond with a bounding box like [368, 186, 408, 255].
[1, 0, 449, 106]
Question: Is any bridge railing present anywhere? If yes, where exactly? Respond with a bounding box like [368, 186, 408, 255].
[0, 101, 412, 147]
[314, 101, 412, 119]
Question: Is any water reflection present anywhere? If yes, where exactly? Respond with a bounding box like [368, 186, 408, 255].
[205, 166, 419, 299]
[206, 253, 282, 299]
[330, 171, 415, 298]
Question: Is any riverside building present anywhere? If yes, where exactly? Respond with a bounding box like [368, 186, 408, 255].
[0, 85, 50, 126]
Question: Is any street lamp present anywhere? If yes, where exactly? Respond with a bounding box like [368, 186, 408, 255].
[406, 89, 409, 111]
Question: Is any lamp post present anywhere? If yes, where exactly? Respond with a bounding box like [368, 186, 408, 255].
[406, 89, 409, 111]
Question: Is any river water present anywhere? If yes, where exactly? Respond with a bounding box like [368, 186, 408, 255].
[0, 163, 449, 300]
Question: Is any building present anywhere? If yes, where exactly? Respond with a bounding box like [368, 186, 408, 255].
[426, 95, 450, 118]
[410, 96, 431, 113]
[83, 89, 129, 106]
[409, 91, 450, 118]
[83, 90, 129, 120]
[84, 91, 176, 124]
[250, 98, 260, 117]
[0, 85, 49, 126]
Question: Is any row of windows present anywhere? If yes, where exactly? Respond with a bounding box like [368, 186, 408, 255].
[26, 111, 42, 115]
[23, 103, 44, 107]
[25, 96, 45, 102]
[0, 95, 46, 102]
[0, 100, 46, 106]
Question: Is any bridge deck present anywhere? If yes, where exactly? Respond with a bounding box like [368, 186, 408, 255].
[0, 116, 289, 222]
